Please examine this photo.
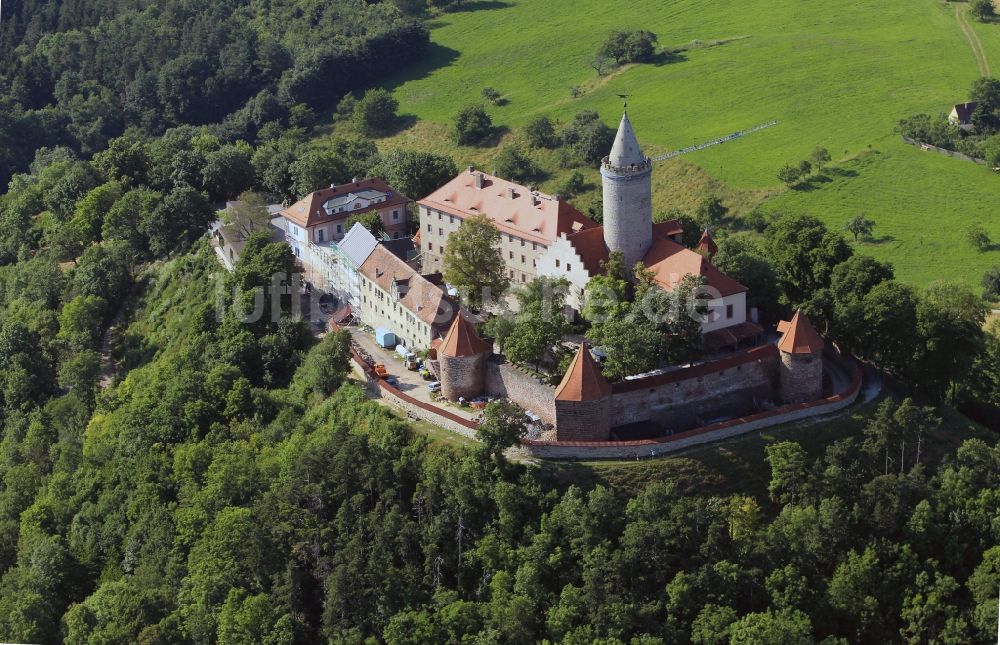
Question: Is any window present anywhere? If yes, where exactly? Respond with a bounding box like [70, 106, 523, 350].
[428, 242, 433, 251]
[520, 273, 526, 283]
[427, 223, 431, 232]
[440, 246, 444, 255]
[520, 239, 525, 247]
[509, 251, 514, 259]
[317, 229, 324, 242]
[393, 232, 399, 239]
[336, 224, 342, 234]
[532, 242, 537, 251]
[393, 210, 399, 220]
[437, 212, 441, 220]
[726, 304, 734, 319]
[521, 255, 525, 264]
[449, 215, 454, 224]
[566, 263, 571, 272]
[438, 228, 443, 236]
[509, 270, 514, 278]
[555, 259, 560, 268]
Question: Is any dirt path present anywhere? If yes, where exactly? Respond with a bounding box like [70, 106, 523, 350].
[98, 279, 145, 388]
[956, 3, 991, 77]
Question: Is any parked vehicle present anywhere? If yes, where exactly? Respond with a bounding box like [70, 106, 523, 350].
[427, 381, 441, 392]
[405, 357, 418, 371]
[385, 376, 399, 387]
[374, 364, 388, 378]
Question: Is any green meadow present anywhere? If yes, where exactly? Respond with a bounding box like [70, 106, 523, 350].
[328, 0, 1000, 289]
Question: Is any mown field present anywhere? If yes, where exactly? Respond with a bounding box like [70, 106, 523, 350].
[317, 0, 1000, 289]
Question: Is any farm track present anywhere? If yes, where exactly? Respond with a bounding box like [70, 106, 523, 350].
[956, 4, 991, 77]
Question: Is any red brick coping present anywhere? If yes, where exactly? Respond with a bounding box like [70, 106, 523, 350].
[348, 343, 478, 431]
[345, 327, 862, 453]
[522, 350, 863, 449]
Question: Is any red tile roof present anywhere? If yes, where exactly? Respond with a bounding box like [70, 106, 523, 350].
[440, 314, 492, 357]
[777, 310, 824, 354]
[696, 229, 718, 258]
[419, 169, 597, 245]
[555, 343, 611, 401]
[566, 219, 684, 276]
[358, 245, 454, 327]
[279, 177, 411, 228]
[642, 237, 746, 297]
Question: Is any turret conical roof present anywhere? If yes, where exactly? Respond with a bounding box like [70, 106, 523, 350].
[776, 310, 824, 355]
[440, 314, 492, 358]
[555, 343, 612, 401]
[608, 111, 646, 168]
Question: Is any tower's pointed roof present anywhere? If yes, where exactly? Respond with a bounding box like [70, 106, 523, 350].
[776, 310, 824, 354]
[608, 110, 647, 168]
[555, 343, 612, 401]
[440, 314, 492, 358]
[696, 229, 718, 258]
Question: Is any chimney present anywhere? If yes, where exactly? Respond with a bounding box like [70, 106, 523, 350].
[467, 165, 474, 173]
[507, 187, 516, 199]
[528, 185, 535, 193]
[475, 173, 485, 189]
[352, 177, 360, 183]
[553, 194, 561, 201]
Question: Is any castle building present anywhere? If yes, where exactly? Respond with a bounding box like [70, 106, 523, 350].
[417, 170, 596, 286]
[776, 309, 825, 403]
[357, 244, 456, 351]
[553, 343, 612, 441]
[536, 111, 754, 338]
[438, 315, 492, 401]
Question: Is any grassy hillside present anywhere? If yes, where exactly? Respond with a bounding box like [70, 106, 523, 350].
[317, 0, 1000, 289]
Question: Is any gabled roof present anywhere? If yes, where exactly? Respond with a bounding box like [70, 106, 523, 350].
[359, 245, 454, 328]
[777, 310, 824, 354]
[950, 101, 978, 123]
[565, 219, 683, 276]
[279, 177, 411, 228]
[642, 237, 747, 297]
[696, 229, 718, 258]
[440, 314, 492, 358]
[608, 111, 647, 169]
[418, 169, 597, 245]
[556, 343, 612, 401]
[339, 222, 378, 267]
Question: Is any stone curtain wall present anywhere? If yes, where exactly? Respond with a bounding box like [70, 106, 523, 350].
[523, 352, 863, 460]
[900, 135, 987, 165]
[608, 346, 779, 430]
[485, 359, 557, 425]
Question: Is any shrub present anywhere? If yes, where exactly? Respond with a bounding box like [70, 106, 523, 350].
[453, 104, 494, 146]
[352, 88, 399, 136]
[598, 30, 659, 65]
[494, 146, 541, 183]
[777, 164, 801, 186]
[968, 225, 993, 252]
[481, 87, 502, 105]
[982, 265, 1000, 300]
[525, 116, 558, 148]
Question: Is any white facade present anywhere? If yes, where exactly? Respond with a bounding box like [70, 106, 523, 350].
[535, 235, 594, 312]
[700, 292, 748, 333]
[358, 277, 437, 351]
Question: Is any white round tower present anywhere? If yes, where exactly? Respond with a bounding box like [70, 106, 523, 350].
[601, 110, 653, 272]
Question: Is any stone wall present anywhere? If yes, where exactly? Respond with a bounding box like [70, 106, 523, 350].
[779, 351, 823, 404]
[523, 351, 863, 459]
[485, 360, 557, 425]
[555, 397, 610, 441]
[440, 352, 488, 401]
[608, 346, 779, 432]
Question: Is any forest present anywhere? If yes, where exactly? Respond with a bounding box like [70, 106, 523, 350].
[0, 0, 999, 643]
[0, 0, 428, 187]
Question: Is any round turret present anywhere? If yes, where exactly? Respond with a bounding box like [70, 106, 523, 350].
[554, 343, 612, 441]
[602, 110, 653, 272]
[438, 315, 492, 401]
[776, 310, 824, 404]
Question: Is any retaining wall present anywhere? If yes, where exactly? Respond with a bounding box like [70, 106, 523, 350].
[901, 135, 987, 165]
[521, 352, 862, 459]
[485, 360, 557, 425]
